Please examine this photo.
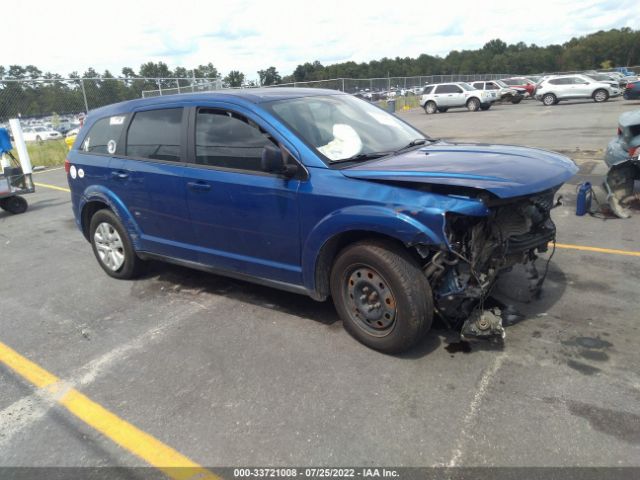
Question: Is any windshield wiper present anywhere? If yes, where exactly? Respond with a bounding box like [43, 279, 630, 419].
[394, 138, 437, 154]
[331, 151, 395, 164]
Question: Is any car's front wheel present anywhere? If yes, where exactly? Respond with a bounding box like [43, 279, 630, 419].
[89, 209, 145, 279]
[542, 93, 557, 106]
[330, 240, 433, 354]
[593, 89, 609, 103]
[466, 98, 480, 111]
[424, 101, 437, 114]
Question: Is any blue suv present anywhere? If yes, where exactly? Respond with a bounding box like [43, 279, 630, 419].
[67, 88, 577, 353]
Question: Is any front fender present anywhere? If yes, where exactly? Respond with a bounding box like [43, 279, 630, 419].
[79, 185, 142, 248]
[301, 205, 447, 293]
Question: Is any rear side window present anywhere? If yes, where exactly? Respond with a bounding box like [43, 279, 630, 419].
[423, 86, 434, 94]
[126, 108, 183, 162]
[472, 82, 483, 89]
[435, 84, 461, 94]
[80, 115, 127, 154]
[195, 108, 274, 171]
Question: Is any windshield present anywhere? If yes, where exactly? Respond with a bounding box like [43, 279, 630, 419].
[265, 94, 428, 164]
[458, 83, 475, 91]
[495, 80, 509, 88]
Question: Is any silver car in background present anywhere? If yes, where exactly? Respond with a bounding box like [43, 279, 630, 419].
[535, 74, 621, 106]
[420, 82, 495, 114]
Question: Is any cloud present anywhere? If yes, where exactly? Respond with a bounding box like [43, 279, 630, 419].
[2, 0, 639, 81]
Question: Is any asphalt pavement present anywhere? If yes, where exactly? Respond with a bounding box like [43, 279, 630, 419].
[1, 97, 639, 475]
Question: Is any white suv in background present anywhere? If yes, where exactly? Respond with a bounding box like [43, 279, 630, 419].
[535, 74, 621, 106]
[420, 82, 495, 114]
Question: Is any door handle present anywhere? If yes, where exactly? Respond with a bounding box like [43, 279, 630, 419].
[111, 171, 129, 179]
[187, 181, 211, 192]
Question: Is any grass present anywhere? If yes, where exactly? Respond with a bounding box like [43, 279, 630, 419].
[10, 139, 68, 168]
[376, 96, 422, 112]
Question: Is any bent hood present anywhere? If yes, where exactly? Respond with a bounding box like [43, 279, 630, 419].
[341, 142, 578, 198]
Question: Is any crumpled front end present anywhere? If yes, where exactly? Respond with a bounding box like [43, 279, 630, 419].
[420, 188, 559, 340]
[603, 114, 640, 218]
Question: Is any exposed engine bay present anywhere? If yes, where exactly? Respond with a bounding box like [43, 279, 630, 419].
[420, 188, 559, 341]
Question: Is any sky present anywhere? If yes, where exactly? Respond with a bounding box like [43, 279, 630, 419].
[5, 0, 638, 81]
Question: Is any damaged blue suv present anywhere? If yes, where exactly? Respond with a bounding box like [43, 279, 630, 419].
[67, 89, 577, 353]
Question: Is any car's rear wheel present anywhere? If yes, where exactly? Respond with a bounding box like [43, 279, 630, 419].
[0, 196, 28, 214]
[424, 101, 437, 114]
[542, 93, 557, 106]
[593, 89, 609, 103]
[89, 209, 144, 279]
[330, 240, 433, 354]
[466, 98, 480, 111]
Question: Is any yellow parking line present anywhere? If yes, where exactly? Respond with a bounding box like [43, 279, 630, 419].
[0, 341, 220, 480]
[556, 243, 640, 257]
[34, 181, 70, 193]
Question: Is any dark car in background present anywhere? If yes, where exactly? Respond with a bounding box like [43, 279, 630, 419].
[623, 80, 640, 100]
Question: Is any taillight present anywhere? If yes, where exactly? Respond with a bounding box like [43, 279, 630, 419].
[630, 146, 638, 157]
[64, 158, 71, 174]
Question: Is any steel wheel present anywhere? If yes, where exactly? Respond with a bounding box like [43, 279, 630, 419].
[93, 222, 125, 271]
[344, 264, 397, 337]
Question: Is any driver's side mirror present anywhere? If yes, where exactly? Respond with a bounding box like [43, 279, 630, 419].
[261, 144, 298, 178]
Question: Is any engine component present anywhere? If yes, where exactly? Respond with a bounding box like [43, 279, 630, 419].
[460, 308, 505, 342]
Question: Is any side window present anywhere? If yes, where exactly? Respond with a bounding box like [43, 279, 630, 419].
[80, 115, 127, 154]
[195, 108, 274, 172]
[434, 85, 449, 94]
[487, 82, 498, 90]
[472, 82, 483, 89]
[451, 85, 463, 93]
[549, 79, 561, 85]
[423, 86, 434, 94]
[126, 108, 183, 162]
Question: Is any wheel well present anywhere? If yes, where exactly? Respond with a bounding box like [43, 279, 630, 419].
[593, 88, 607, 96]
[313, 231, 422, 300]
[81, 200, 110, 240]
[467, 97, 479, 104]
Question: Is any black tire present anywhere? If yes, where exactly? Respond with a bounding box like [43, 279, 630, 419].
[0, 196, 28, 214]
[424, 101, 437, 114]
[466, 98, 480, 111]
[330, 240, 433, 354]
[437, 107, 448, 113]
[502, 94, 513, 103]
[593, 89, 609, 103]
[542, 93, 556, 106]
[480, 105, 491, 111]
[511, 97, 522, 104]
[89, 209, 144, 279]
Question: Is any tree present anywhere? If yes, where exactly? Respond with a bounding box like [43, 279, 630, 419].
[193, 63, 220, 79]
[223, 70, 245, 87]
[258, 66, 281, 86]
